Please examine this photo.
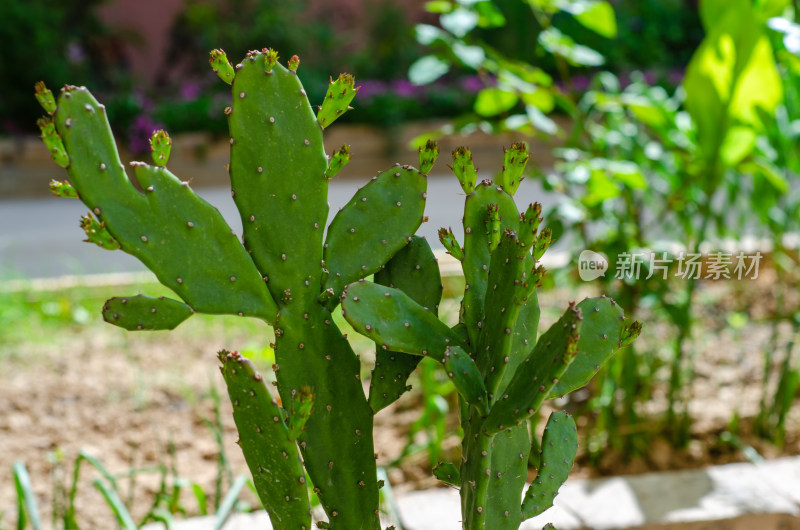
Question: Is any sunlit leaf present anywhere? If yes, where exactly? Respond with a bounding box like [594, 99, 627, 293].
[521, 86, 556, 113]
[557, 0, 617, 38]
[538, 27, 605, 66]
[452, 42, 486, 68]
[441, 7, 479, 37]
[583, 170, 620, 206]
[425, 1, 454, 13]
[475, 1, 507, 27]
[719, 125, 757, 167]
[526, 104, 558, 134]
[408, 55, 451, 85]
[684, 5, 782, 166]
[415, 24, 451, 46]
[474, 87, 519, 116]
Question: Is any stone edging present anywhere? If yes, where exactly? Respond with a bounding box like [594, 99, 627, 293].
[141, 456, 800, 529]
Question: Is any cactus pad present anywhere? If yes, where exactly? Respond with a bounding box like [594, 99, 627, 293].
[218, 350, 311, 529]
[549, 297, 640, 398]
[102, 295, 193, 331]
[321, 166, 427, 306]
[521, 411, 577, 520]
[369, 236, 443, 413]
[341, 280, 463, 362]
[482, 304, 581, 435]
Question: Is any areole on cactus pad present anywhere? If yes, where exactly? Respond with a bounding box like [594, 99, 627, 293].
[37, 45, 640, 530]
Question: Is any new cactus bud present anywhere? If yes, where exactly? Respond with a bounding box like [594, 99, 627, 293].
[438, 227, 464, 261]
[49, 179, 78, 198]
[533, 227, 552, 261]
[499, 142, 529, 195]
[317, 73, 358, 128]
[450, 146, 477, 193]
[37, 117, 69, 168]
[621, 320, 643, 347]
[150, 130, 171, 167]
[209, 49, 235, 84]
[80, 213, 119, 250]
[326, 144, 351, 179]
[262, 48, 279, 72]
[287, 54, 300, 72]
[34, 81, 56, 114]
[519, 203, 543, 248]
[418, 139, 440, 174]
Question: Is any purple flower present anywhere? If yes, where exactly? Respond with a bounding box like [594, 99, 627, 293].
[390, 79, 422, 98]
[459, 75, 485, 93]
[667, 68, 685, 87]
[180, 80, 203, 101]
[570, 75, 591, 92]
[66, 42, 86, 65]
[357, 80, 389, 100]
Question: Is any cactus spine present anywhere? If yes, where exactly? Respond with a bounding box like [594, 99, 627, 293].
[343, 145, 642, 529]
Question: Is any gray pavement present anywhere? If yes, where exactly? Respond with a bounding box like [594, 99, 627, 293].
[0, 173, 559, 280]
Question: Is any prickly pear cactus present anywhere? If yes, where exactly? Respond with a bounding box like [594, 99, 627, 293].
[36, 48, 437, 530]
[343, 144, 642, 529]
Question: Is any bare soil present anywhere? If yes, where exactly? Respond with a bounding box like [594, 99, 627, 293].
[1, 271, 799, 528]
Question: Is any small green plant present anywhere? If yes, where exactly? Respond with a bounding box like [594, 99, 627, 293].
[341, 144, 641, 528]
[37, 47, 639, 529]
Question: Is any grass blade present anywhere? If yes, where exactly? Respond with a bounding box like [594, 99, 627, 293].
[93, 478, 137, 530]
[212, 475, 248, 530]
[192, 482, 209, 516]
[13, 462, 43, 530]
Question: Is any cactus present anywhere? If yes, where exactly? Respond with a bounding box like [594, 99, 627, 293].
[342, 146, 642, 529]
[39, 47, 641, 530]
[36, 48, 436, 530]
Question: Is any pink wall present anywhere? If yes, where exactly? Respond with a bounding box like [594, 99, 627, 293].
[97, 0, 430, 84]
[98, 0, 186, 84]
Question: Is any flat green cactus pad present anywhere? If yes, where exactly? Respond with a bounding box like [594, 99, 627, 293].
[522, 411, 577, 520]
[102, 295, 193, 331]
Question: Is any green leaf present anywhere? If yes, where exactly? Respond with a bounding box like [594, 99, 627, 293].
[13, 462, 43, 530]
[441, 7, 479, 37]
[452, 42, 486, 69]
[684, 4, 782, 166]
[425, 0, 454, 13]
[213, 475, 249, 530]
[582, 170, 620, 206]
[521, 86, 555, 113]
[475, 1, 507, 27]
[475, 87, 519, 117]
[538, 27, 605, 66]
[409, 55, 451, 85]
[415, 23, 451, 45]
[558, 0, 617, 38]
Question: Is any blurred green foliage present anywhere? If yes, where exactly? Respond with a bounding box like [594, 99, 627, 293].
[0, 0, 132, 136]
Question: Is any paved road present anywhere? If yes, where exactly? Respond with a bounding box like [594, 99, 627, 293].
[0, 173, 559, 279]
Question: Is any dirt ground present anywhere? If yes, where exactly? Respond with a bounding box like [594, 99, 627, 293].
[1, 271, 799, 528]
